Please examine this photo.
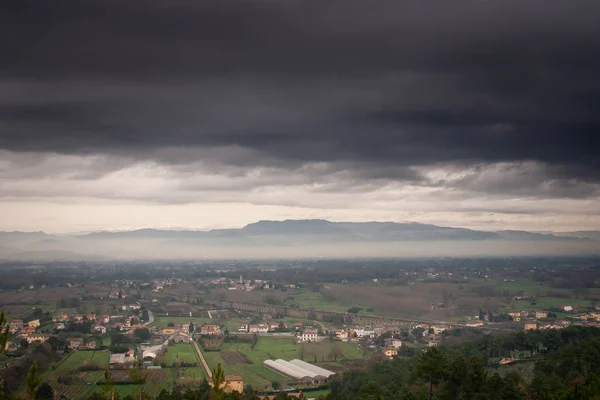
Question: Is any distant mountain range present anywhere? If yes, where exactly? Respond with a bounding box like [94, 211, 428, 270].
[75, 220, 595, 241]
[0, 219, 598, 260]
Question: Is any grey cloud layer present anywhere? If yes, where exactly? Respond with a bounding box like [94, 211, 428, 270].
[1, 0, 599, 202]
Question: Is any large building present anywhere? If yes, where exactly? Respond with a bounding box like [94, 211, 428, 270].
[264, 359, 334, 384]
[299, 329, 319, 342]
[9, 319, 23, 332]
[26, 334, 52, 344]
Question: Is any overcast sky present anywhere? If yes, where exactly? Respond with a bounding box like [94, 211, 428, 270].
[1, 0, 599, 233]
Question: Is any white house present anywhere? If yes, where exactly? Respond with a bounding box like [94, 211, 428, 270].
[299, 329, 319, 342]
[249, 324, 269, 334]
[384, 338, 402, 349]
[353, 327, 375, 338]
[94, 325, 107, 334]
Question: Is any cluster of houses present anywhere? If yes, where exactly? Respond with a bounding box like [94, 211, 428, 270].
[507, 311, 551, 322]
[524, 319, 600, 331]
[8, 319, 52, 344]
[8, 316, 101, 347]
[51, 310, 143, 334]
[505, 306, 600, 330]
[65, 336, 98, 349]
[237, 322, 287, 334]
[208, 276, 273, 292]
[158, 322, 221, 338]
[7, 300, 148, 348]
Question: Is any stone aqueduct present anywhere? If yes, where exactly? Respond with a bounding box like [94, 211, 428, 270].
[203, 298, 484, 330]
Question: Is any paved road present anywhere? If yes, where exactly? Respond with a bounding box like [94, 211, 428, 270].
[142, 309, 154, 326]
[192, 339, 212, 378]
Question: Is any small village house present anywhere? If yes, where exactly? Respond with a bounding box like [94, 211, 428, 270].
[27, 319, 40, 328]
[200, 324, 222, 336]
[67, 337, 84, 349]
[249, 324, 269, 334]
[524, 323, 538, 331]
[9, 319, 23, 333]
[383, 347, 398, 360]
[209, 375, 244, 393]
[384, 338, 402, 349]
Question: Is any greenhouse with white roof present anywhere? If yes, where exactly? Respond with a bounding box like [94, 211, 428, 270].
[263, 359, 335, 384]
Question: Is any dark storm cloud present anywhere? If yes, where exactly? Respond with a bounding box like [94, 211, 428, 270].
[1, 0, 600, 193]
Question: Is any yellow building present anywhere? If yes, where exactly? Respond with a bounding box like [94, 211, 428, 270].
[27, 334, 51, 344]
[27, 319, 40, 328]
[209, 375, 244, 393]
[524, 323, 537, 331]
[161, 328, 176, 335]
[535, 312, 549, 319]
[383, 347, 398, 360]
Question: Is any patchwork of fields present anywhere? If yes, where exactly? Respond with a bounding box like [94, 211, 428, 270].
[38, 344, 208, 400]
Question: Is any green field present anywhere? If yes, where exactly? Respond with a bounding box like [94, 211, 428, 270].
[55, 350, 110, 372]
[201, 336, 367, 389]
[213, 317, 253, 331]
[163, 343, 202, 366]
[336, 342, 364, 359]
[203, 343, 286, 390]
[179, 367, 207, 380]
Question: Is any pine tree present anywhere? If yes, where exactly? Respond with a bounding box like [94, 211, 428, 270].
[0, 311, 8, 354]
[25, 362, 42, 400]
[211, 363, 226, 399]
[416, 346, 448, 400]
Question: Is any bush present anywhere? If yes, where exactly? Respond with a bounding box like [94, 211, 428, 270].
[109, 345, 129, 353]
[178, 362, 198, 367]
[77, 361, 102, 371]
